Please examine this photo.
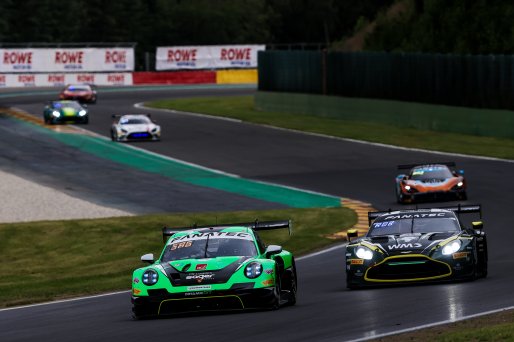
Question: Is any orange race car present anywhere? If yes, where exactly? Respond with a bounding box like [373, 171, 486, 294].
[395, 162, 466, 204]
[59, 84, 97, 104]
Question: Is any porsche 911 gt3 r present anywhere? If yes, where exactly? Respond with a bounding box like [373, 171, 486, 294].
[131, 220, 297, 318]
[396, 162, 466, 203]
[345, 205, 487, 289]
[43, 100, 88, 125]
[111, 114, 161, 142]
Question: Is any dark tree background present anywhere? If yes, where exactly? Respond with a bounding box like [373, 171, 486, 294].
[0, 0, 392, 69]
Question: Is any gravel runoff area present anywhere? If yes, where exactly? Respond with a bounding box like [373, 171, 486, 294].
[0, 169, 133, 223]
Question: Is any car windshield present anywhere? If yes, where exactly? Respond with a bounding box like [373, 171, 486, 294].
[68, 85, 91, 92]
[53, 101, 83, 110]
[410, 166, 453, 180]
[120, 117, 150, 125]
[161, 232, 258, 262]
[368, 212, 460, 236]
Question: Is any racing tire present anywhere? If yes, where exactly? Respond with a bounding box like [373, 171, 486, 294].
[269, 266, 281, 310]
[460, 192, 468, 201]
[285, 258, 297, 306]
[83, 117, 89, 124]
[110, 130, 116, 141]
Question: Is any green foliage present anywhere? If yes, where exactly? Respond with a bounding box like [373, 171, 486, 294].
[0, 0, 392, 66]
[366, 0, 514, 54]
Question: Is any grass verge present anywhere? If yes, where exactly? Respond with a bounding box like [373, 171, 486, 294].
[0, 206, 355, 308]
[148, 96, 514, 160]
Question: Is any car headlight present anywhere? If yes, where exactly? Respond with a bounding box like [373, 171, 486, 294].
[151, 127, 157, 132]
[355, 246, 373, 260]
[52, 111, 61, 117]
[244, 262, 263, 279]
[457, 181, 463, 187]
[442, 240, 462, 255]
[121, 129, 128, 133]
[78, 110, 87, 116]
[142, 269, 159, 285]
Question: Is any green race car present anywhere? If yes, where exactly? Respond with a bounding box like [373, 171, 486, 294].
[131, 220, 297, 318]
[43, 100, 89, 125]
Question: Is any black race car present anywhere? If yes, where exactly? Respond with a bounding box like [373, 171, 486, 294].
[345, 205, 487, 289]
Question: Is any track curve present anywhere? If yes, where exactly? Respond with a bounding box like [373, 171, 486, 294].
[1, 85, 514, 342]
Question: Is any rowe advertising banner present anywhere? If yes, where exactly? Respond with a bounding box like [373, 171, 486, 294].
[156, 45, 265, 70]
[0, 48, 134, 73]
[0, 73, 133, 87]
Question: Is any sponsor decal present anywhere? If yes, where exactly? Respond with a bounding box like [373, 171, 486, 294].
[169, 231, 253, 243]
[185, 273, 215, 283]
[76, 74, 95, 83]
[0, 75, 5, 86]
[187, 285, 211, 291]
[264, 269, 274, 274]
[132, 288, 141, 295]
[261, 279, 274, 286]
[196, 264, 207, 271]
[453, 252, 469, 259]
[220, 47, 251, 66]
[133, 278, 139, 284]
[105, 50, 127, 69]
[107, 73, 125, 84]
[3, 51, 33, 70]
[388, 243, 423, 250]
[185, 291, 211, 296]
[383, 213, 447, 220]
[167, 48, 197, 67]
[18, 74, 35, 86]
[55, 50, 84, 70]
[350, 259, 364, 265]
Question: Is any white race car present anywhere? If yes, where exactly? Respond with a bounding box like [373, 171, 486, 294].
[111, 114, 161, 142]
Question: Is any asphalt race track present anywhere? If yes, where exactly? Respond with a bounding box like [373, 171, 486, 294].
[1, 85, 514, 341]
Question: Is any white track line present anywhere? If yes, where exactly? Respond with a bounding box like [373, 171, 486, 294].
[346, 305, 514, 342]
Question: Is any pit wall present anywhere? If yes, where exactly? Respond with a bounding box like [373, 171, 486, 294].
[0, 69, 257, 87]
[255, 91, 514, 139]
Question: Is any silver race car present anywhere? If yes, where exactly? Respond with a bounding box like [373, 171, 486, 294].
[111, 114, 161, 142]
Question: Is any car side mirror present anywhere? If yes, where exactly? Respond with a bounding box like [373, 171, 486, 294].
[140, 253, 154, 263]
[472, 221, 483, 230]
[347, 229, 358, 243]
[265, 245, 282, 258]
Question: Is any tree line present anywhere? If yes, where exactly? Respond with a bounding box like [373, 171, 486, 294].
[0, 0, 392, 70]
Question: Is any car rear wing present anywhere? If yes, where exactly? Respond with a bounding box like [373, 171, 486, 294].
[397, 161, 456, 170]
[162, 219, 292, 242]
[367, 204, 482, 225]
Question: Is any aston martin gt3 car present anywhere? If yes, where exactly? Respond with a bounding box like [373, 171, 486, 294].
[59, 84, 97, 104]
[396, 162, 466, 203]
[111, 114, 161, 142]
[131, 220, 297, 318]
[345, 205, 487, 289]
[43, 100, 88, 124]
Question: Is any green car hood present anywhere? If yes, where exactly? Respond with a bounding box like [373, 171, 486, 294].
[62, 107, 78, 117]
[166, 256, 247, 272]
[161, 256, 255, 286]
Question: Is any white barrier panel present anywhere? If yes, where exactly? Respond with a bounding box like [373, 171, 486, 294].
[156, 45, 265, 70]
[0, 48, 134, 73]
[0, 73, 133, 87]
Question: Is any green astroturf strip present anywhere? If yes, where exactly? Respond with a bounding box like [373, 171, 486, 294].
[17, 119, 340, 208]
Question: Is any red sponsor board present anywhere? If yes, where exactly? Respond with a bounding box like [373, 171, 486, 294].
[132, 71, 216, 85]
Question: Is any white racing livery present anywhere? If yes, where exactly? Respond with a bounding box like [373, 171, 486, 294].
[111, 114, 161, 142]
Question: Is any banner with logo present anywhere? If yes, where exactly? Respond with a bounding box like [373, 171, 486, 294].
[156, 45, 265, 70]
[0, 73, 133, 87]
[0, 48, 134, 73]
